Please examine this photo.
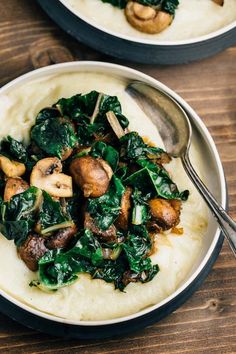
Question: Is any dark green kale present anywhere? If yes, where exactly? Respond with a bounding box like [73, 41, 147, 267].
[38, 192, 73, 234]
[55, 91, 129, 146]
[0, 186, 42, 246]
[90, 141, 119, 171]
[66, 191, 81, 224]
[125, 159, 189, 201]
[34, 227, 158, 291]
[100, 0, 179, 14]
[35, 107, 61, 124]
[131, 188, 151, 225]
[120, 132, 164, 162]
[123, 225, 155, 273]
[31, 117, 77, 159]
[87, 175, 125, 230]
[0, 136, 28, 163]
[101, 0, 127, 8]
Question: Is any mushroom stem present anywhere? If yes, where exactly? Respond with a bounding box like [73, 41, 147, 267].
[106, 111, 125, 139]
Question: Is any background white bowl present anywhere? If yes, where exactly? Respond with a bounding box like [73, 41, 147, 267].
[37, 0, 236, 64]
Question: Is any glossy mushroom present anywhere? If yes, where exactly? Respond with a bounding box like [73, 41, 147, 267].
[125, 2, 173, 34]
[148, 198, 181, 231]
[70, 155, 113, 198]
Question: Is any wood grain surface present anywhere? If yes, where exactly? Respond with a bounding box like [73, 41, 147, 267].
[0, 1, 235, 353]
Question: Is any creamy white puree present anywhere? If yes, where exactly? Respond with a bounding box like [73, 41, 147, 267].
[0, 73, 208, 320]
[62, 0, 236, 41]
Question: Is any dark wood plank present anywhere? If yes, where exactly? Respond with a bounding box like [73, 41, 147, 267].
[0, 0, 235, 353]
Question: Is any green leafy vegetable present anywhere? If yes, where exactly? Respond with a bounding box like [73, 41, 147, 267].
[36, 107, 61, 124]
[38, 192, 73, 234]
[0, 187, 42, 246]
[0, 136, 28, 163]
[122, 226, 151, 272]
[125, 159, 189, 201]
[55, 91, 129, 146]
[31, 117, 77, 159]
[131, 189, 150, 225]
[120, 132, 164, 162]
[34, 227, 158, 291]
[101, 0, 179, 15]
[90, 141, 119, 171]
[101, 0, 127, 9]
[87, 175, 125, 230]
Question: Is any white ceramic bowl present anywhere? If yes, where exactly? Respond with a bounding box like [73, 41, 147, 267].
[37, 0, 236, 64]
[0, 62, 226, 338]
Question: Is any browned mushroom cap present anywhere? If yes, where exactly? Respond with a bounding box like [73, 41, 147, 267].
[84, 212, 117, 242]
[212, 0, 224, 5]
[46, 225, 77, 249]
[70, 155, 113, 198]
[148, 198, 181, 231]
[4, 177, 29, 202]
[115, 187, 132, 230]
[125, 2, 173, 34]
[18, 234, 48, 271]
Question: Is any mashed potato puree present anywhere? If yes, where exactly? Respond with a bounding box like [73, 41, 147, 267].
[63, 0, 236, 41]
[0, 73, 208, 321]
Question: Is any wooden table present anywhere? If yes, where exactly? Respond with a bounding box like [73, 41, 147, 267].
[0, 1, 235, 353]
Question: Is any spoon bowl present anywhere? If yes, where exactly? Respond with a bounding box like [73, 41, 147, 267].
[126, 81, 236, 257]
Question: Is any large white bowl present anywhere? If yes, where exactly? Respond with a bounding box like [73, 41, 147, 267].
[0, 62, 226, 338]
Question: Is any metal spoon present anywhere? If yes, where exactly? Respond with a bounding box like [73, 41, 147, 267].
[126, 81, 236, 257]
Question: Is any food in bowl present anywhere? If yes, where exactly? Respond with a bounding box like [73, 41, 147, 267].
[63, 0, 236, 40]
[0, 72, 208, 321]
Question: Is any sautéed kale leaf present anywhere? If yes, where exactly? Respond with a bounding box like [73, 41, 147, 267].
[87, 175, 125, 230]
[101, 0, 179, 14]
[120, 132, 164, 162]
[125, 159, 189, 201]
[35, 227, 159, 291]
[31, 117, 77, 159]
[0, 136, 28, 163]
[0, 187, 42, 246]
[90, 141, 119, 171]
[38, 192, 73, 234]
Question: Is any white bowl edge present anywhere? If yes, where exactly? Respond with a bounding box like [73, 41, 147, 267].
[59, 0, 236, 46]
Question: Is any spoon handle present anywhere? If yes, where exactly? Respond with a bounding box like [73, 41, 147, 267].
[181, 153, 236, 257]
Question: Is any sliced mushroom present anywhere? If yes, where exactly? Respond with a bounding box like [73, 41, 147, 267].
[0, 155, 25, 177]
[212, 0, 224, 5]
[70, 155, 113, 198]
[18, 234, 48, 271]
[84, 212, 117, 242]
[125, 2, 173, 34]
[4, 177, 29, 202]
[30, 157, 73, 197]
[115, 187, 132, 230]
[148, 198, 181, 231]
[46, 225, 77, 249]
